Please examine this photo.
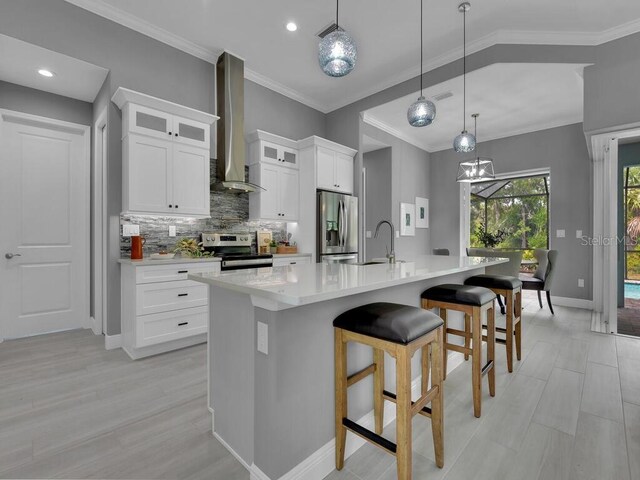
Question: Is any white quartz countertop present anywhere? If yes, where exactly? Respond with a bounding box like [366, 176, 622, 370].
[271, 253, 312, 258]
[118, 256, 221, 266]
[189, 255, 507, 308]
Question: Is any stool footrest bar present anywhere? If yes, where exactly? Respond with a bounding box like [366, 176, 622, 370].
[347, 363, 376, 387]
[342, 418, 397, 455]
[382, 390, 433, 418]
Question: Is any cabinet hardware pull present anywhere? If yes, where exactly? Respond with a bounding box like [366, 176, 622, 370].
[178, 293, 188, 297]
[291, 262, 297, 264]
[175, 205, 178, 208]
[178, 270, 188, 273]
[168, 132, 172, 135]
[175, 133, 178, 137]
[169, 204, 173, 208]
[178, 322, 189, 326]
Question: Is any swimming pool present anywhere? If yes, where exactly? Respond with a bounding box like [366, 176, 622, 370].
[625, 282, 640, 299]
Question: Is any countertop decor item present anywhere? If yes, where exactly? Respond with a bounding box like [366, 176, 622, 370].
[130, 235, 145, 260]
[173, 238, 212, 258]
[456, 114, 496, 182]
[149, 252, 176, 260]
[318, 0, 357, 77]
[407, 0, 436, 127]
[276, 245, 298, 254]
[453, 2, 476, 153]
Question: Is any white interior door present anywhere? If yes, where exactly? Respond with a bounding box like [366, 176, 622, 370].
[0, 110, 89, 340]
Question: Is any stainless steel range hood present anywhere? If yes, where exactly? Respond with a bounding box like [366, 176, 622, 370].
[213, 52, 262, 193]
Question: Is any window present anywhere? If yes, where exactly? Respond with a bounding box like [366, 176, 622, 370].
[624, 166, 640, 279]
[469, 174, 550, 259]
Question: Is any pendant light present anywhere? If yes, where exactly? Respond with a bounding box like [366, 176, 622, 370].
[453, 2, 476, 153]
[318, 0, 357, 77]
[457, 114, 495, 182]
[407, 0, 436, 127]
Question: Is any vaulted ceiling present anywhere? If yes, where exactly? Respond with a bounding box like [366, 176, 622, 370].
[65, 0, 640, 113]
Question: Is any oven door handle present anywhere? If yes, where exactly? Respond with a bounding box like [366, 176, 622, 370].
[222, 258, 273, 268]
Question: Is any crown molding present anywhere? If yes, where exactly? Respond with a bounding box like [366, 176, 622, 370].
[64, 0, 221, 63]
[64, 0, 640, 115]
[361, 112, 433, 153]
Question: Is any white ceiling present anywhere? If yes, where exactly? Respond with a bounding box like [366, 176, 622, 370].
[65, 0, 640, 113]
[0, 34, 109, 102]
[363, 63, 586, 153]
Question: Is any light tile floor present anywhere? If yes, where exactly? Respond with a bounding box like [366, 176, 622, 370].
[0, 292, 638, 480]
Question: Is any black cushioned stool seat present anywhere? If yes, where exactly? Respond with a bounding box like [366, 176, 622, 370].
[464, 274, 523, 374]
[333, 302, 444, 345]
[421, 283, 497, 418]
[464, 274, 522, 290]
[421, 284, 496, 306]
[334, 302, 445, 479]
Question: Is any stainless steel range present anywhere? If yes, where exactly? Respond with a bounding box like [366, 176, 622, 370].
[201, 233, 273, 271]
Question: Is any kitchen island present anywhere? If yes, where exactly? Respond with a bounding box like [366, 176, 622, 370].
[189, 255, 506, 480]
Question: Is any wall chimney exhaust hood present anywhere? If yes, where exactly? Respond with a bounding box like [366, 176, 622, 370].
[213, 52, 263, 193]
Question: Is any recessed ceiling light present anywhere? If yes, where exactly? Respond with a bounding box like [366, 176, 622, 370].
[286, 22, 298, 32]
[38, 69, 55, 78]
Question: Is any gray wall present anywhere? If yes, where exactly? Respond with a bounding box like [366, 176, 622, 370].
[0, 0, 327, 336]
[0, 80, 92, 125]
[363, 148, 392, 259]
[362, 123, 431, 259]
[617, 143, 640, 306]
[584, 32, 640, 134]
[430, 123, 593, 300]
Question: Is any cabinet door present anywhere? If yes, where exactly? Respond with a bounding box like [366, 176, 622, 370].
[171, 144, 210, 217]
[173, 116, 210, 148]
[280, 146, 298, 169]
[334, 153, 354, 194]
[259, 164, 280, 220]
[126, 135, 172, 214]
[316, 146, 336, 191]
[129, 104, 172, 140]
[278, 168, 299, 221]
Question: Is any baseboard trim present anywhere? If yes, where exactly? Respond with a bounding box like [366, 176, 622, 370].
[213, 431, 253, 473]
[247, 352, 464, 480]
[104, 333, 122, 350]
[550, 296, 593, 310]
[89, 316, 101, 335]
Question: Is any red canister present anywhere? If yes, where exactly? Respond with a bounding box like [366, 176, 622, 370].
[130, 235, 146, 260]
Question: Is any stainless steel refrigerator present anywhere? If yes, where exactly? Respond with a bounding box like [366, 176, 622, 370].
[317, 190, 358, 264]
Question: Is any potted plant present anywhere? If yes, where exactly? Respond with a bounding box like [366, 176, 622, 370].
[173, 238, 212, 257]
[269, 240, 278, 254]
[475, 222, 507, 248]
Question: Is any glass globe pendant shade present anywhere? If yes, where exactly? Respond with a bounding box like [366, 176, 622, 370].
[318, 29, 357, 77]
[453, 130, 476, 153]
[407, 96, 436, 127]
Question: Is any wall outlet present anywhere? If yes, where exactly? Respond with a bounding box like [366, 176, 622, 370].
[395, 231, 400, 238]
[578, 278, 585, 288]
[576, 230, 583, 238]
[366, 231, 372, 238]
[122, 224, 139, 237]
[169, 225, 176, 237]
[257, 321, 268, 355]
[556, 229, 565, 238]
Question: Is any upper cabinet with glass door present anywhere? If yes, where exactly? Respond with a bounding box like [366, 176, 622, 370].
[247, 130, 299, 169]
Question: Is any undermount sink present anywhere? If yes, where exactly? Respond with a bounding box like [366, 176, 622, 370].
[355, 261, 388, 266]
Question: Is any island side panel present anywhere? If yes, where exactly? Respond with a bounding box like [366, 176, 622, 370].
[209, 286, 255, 466]
[253, 271, 472, 480]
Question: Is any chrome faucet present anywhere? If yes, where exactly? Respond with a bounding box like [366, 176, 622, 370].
[374, 220, 396, 264]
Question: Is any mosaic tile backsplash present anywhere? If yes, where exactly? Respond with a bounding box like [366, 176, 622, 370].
[120, 159, 288, 257]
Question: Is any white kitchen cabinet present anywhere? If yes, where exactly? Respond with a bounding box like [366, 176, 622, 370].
[316, 146, 354, 194]
[122, 135, 210, 217]
[249, 163, 299, 221]
[112, 87, 217, 218]
[273, 255, 312, 267]
[120, 260, 220, 359]
[247, 130, 300, 222]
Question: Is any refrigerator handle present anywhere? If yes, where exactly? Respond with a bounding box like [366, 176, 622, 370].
[342, 200, 348, 247]
[337, 200, 343, 247]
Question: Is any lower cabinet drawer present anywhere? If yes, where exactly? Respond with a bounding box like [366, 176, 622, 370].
[136, 280, 208, 315]
[273, 256, 312, 267]
[136, 306, 208, 348]
[135, 263, 219, 284]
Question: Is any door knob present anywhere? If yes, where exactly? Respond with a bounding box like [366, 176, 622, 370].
[5, 253, 21, 259]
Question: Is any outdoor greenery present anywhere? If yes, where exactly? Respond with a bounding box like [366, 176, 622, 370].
[624, 166, 640, 279]
[470, 176, 549, 260]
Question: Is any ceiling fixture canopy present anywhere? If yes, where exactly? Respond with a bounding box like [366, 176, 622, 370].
[318, 0, 357, 77]
[453, 2, 476, 153]
[407, 0, 436, 127]
[457, 113, 495, 182]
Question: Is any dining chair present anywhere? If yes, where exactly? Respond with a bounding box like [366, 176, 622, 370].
[518, 249, 558, 314]
[432, 248, 450, 256]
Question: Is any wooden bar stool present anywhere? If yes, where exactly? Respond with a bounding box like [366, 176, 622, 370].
[421, 284, 496, 418]
[334, 302, 445, 480]
[464, 274, 523, 373]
